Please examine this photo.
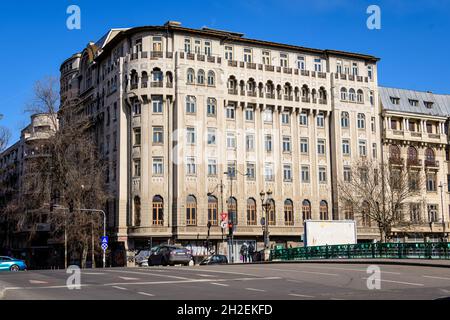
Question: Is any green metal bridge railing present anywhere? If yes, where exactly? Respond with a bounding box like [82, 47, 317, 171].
[270, 242, 450, 261]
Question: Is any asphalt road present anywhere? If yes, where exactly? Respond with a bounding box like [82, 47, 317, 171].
[1, 263, 450, 300]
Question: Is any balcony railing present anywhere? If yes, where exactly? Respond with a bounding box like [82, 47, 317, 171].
[228, 60, 238, 67]
[318, 72, 327, 79]
[266, 93, 275, 99]
[228, 88, 238, 95]
[283, 68, 292, 74]
[247, 62, 256, 69]
[389, 157, 404, 166]
[197, 54, 205, 61]
[247, 91, 257, 97]
[284, 95, 293, 101]
[150, 81, 163, 88]
[130, 83, 138, 90]
[265, 65, 275, 72]
[425, 159, 439, 168]
[407, 159, 422, 167]
[302, 97, 311, 103]
[428, 133, 441, 139]
[150, 51, 163, 59]
[319, 99, 327, 105]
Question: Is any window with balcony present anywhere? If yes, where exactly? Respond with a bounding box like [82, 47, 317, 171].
[204, 41, 212, 56]
[297, 56, 305, 70]
[314, 58, 322, 72]
[244, 48, 252, 63]
[225, 46, 233, 60]
[184, 38, 191, 53]
[262, 51, 271, 65]
[280, 53, 288, 67]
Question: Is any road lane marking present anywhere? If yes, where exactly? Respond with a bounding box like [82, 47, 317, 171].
[3, 276, 282, 291]
[103, 269, 191, 280]
[264, 267, 339, 276]
[137, 292, 155, 297]
[197, 274, 216, 277]
[29, 280, 48, 284]
[362, 277, 424, 287]
[118, 277, 140, 281]
[83, 272, 106, 275]
[245, 288, 266, 292]
[297, 265, 401, 275]
[167, 267, 259, 277]
[424, 276, 450, 281]
[289, 293, 314, 298]
[112, 286, 128, 290]
[211, 283, 229, 287]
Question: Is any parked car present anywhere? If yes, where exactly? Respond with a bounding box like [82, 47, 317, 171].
[0, 256, 27, 272]
[199, 254, 228, 265]
[148, 245, 192, 266]
[135, 246, 160, 267]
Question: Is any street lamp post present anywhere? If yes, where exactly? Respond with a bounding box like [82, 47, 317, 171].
[260, 190, 273, 261]
[207, 180, 225, 254]
[224, 168, 248, 263]
[438, 183, 447, 242]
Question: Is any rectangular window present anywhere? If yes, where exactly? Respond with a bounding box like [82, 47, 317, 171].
[280, 53, 288, 67]
[134, 128, 141, 146]
[225, 46, 233, 60]
[186, 96, 196, 113]
[428, 204, 439, 222]
[264, 162, 274, 181]
[244, 48, 252, 63]
[299, 112, 308, 126]
[227, 161, 237, 178]
[427, 173, 437, 192]
[152, 98, 163, 113]
[283, 164, 292, 182]
[281, 112, 290, 124]
[245, 108, 254, 121]
[265, 135, 273, 152]
[283, 136, 291, 153]
[314, 58, 322, 72]
[300, 138, 309, 154]
[186, 157, 196, 175]
[372, 143, 377, 158]
[152, 157, 164, 176]
[319, 167, 327, 183]
[264, 109, 273, 123]
[342, 139, 350, 155]
[206, 98, 216, 116]
[317, 139, 326, 155]
[297, 56, 305, 70]
[359, 140, 367, 157]
[207, 128, 216, 145]
[227, 132, 236, 149]
[133, 101, 141, 115]
[262, 51, 271, 65]
[246, 134, 255, 151]
[184, 38, 191, 53]
[317, 113, 325, 127]
[187, 127, 196, 144]
[343, 166, 351, 182]
[246, 162, 256, 180]
[226, 105, 235, 119]
[352, 62, 358, 76]
[368, 65, 373, 80]
[153, 126, 163, 144]
[207, 159, 217, 176]
[134, 159, 141, 177]
[301, 166, 310, 183]
[371, 117, 376, 132]
[204, 41, 212, 56]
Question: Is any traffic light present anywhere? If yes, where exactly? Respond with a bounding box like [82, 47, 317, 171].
[228, 221, 234, 236]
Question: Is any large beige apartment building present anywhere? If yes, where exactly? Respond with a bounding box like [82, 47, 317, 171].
[58, 21, 382, 263]
[3, 21, 449, 266]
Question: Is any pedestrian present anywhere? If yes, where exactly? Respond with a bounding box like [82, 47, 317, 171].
[248, 243, 255, 263]
[240, 243, 248, 263]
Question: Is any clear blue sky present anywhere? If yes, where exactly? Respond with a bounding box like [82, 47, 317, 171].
[1, 0, 449, 145]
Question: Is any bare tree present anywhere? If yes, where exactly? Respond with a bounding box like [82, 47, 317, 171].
[0, 113, 10, 152]
[4, 77, 109, 268]
[338, 159, 423, 242]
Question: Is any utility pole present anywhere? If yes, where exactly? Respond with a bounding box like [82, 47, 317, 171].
[439, 183, 447, 242]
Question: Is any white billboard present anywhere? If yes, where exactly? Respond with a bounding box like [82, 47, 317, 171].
[304, 220, 357, 247]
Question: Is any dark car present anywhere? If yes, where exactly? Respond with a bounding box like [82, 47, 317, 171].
[148, 246, 192, 266]
[199, 254, 228, 265]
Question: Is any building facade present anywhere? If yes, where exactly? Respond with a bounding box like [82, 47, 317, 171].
[56, 21, 385, 263]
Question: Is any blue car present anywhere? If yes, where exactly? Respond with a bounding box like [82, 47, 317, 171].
[0, 256, 27, 272]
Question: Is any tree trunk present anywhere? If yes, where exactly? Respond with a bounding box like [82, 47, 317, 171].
[81, 243, 88, 269]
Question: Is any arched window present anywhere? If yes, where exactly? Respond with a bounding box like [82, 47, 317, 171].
[357, 89, 364, 103]
[152, 68, 163, 82]
[268, 199, 276, 225]
[187, 68, 195, 84]
[425, 148, 435, 162]
[208, 196, 218, 226]
[341, 111, 349, 128]
[390, 145, 401, 159]
[319, 87, 327, 102]
[340, 87, 347, 100]
[186, 195, 197, 226]
[357, 113, 366, 129]
[197, 69, 205, 85]
[320, 200, 329, 220]
[228, 197, 238, 225]
[302, 200, 311, 220]
[247, 198, 257, 226]
[166, 71, 173, 88]
[141, 71, 148, 88]
[349, 88, 356, 102]
[130, 70, 139, 89]
[207, 71, 215, 86]
[134, 196, 141, 226]
[152, 196, 164, 226]
[407, 146, 418, 162]
[284, 199, 294, 226]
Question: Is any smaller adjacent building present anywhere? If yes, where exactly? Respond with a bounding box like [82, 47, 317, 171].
[380, 87, 450, 242]
[0, 113, 58, 268]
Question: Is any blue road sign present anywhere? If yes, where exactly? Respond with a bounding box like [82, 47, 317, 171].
[101, 243, 108, 251]
[101, 236, 109, 244]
